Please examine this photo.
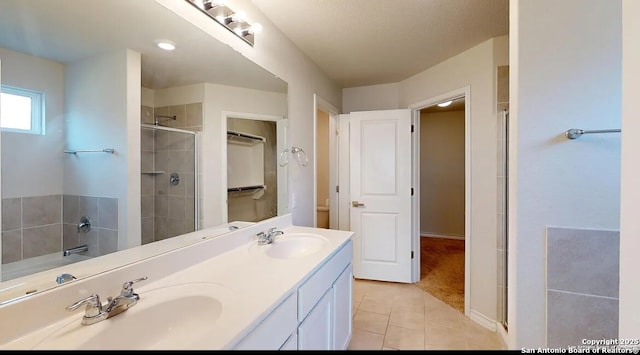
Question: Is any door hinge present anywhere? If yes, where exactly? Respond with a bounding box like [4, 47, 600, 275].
[411, 124, 414, 133]
[336, 185, 340, 193]
[411, 187, 414, 196]
[411, 251, 414, 259]
[336, 129, 339, 136]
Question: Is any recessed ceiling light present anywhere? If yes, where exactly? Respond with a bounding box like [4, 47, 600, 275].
[437, 100, 452, 107]
[156, 40, 176, 51]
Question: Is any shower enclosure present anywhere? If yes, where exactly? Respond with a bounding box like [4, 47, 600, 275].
[140, 123, 199, 244]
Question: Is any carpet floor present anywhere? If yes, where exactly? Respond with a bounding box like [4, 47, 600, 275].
[415, 237, 465, 313]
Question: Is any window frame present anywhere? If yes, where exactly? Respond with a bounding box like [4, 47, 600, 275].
[0, 84, 45, 135]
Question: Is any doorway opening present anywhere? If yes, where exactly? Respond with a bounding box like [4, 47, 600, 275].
[314, 94, 340, 230]
[222, 112, 287, 223]
[410, 87, 471, 317]
[415, 97, 466, 314]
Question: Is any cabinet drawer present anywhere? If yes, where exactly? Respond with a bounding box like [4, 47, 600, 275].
[233, 292, 297, 350]
[298, 240, 352, 322]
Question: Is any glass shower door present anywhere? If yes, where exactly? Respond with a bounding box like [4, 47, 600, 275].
[140, 124, 198, 245]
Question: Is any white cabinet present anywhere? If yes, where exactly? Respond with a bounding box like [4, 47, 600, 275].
[298, 289, 333, 350]
[231, 239, 353, 350]
[232, 293, 297, 350]
[333, 264, 353, 350]
[298, 262, 353, 350]
[297, 240, 353, 350]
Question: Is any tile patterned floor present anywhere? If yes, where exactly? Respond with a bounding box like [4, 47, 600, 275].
[348, 278, 507, 350]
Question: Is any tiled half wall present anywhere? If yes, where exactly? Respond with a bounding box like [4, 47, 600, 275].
[546, 227, 619, 348]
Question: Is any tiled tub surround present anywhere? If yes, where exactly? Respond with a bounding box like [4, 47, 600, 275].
[546, 227, 619, 348]
[0, 214, 354, 349]
[141, 103, 202, 244]
[2, 195, 62, 263]
[1, 195, 119, 272]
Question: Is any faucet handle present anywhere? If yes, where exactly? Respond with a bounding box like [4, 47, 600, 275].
[66, 293, 103, 317]
[120, 276, 148, 296]
[268, 227, 277, 233]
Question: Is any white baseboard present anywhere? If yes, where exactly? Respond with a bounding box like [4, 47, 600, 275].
[469, 309, 497, 332]
[496, 322, 509, 349]
[420, 233, 465, 240]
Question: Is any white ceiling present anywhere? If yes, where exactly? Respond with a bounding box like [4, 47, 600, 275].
[0, 0, 287, 93]
[251, 0, 509, 88]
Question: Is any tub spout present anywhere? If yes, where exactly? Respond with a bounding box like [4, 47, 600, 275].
[63, 244, 88, 256]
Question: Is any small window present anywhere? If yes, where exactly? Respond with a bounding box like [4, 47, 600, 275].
[0, 85, 45, 135]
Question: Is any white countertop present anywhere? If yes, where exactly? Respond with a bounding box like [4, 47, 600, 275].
[0, 221, 254, 305]
[0, 215, 353, 350]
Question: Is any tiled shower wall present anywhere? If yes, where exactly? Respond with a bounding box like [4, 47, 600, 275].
[546, 227, 619, 347]
[1, 194, 118, 263]
[141, 103, 201, 245]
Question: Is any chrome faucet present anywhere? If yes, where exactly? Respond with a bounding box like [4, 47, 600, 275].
[65, 293, 107, 325]
[63, 244, 88, 256]
[257, 227, 284, 245]
[65, 276, 148, 325]
[103, 276, 148, 318]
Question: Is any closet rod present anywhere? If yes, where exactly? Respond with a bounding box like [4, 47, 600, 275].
[227, 185, 265, 192]
[227, 130, 265, 142]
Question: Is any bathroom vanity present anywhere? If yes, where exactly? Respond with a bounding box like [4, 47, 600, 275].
[0, 214, 354, 350]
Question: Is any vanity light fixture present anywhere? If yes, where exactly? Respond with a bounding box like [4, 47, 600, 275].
[437, 100, 453, 107]
[186, 0, 262, 47]
[235, 23, 263, 37]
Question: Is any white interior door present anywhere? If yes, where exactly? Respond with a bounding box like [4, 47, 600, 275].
[349, 109, 413, 283]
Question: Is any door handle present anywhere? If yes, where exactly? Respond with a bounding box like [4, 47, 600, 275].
[352, 201, 365, 207]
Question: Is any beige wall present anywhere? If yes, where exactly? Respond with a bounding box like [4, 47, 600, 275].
[420, 110, 465, 238]
[621, 0, 640, 339]
[316, 109, 330, 208]
[342, 36, 508, 322]
[158, 0, 342, 227]
[0, 47, 64, 198]
[510, 0, 621, 347]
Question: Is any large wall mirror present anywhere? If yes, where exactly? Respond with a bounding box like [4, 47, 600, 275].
[0, 0, 288, 304]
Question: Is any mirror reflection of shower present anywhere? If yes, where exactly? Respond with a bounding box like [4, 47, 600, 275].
[154, 114, 177, 126]
[140, 101, 202, 245]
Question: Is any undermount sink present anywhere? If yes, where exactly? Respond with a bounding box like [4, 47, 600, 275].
[32, 282, 235, 350]
[250, 232, 330, 259]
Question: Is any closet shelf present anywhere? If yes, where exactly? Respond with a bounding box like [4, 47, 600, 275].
[227, 130, 265, 144]
[227, 185, 265, 193]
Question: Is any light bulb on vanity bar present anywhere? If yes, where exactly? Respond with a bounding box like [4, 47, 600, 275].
[235, 22, 263, 37]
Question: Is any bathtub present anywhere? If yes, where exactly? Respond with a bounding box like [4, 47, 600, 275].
[0, 253, 91, 304]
